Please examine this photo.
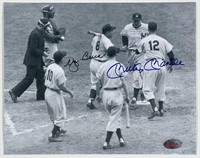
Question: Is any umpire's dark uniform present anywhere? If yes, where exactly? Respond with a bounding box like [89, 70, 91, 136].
[11, 26, 46, 100]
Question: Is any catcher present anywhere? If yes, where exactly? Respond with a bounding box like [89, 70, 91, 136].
[41, 5, 67, 67]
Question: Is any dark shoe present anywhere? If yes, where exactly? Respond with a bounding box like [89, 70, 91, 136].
[9, 90, 17, 103]
[148, 111, 160, 120]
[48, 136, 63, 142]
[119, 138, 125, 147]
[159, 109, 164, 117]
[37, 97, 45, 101]
[86, 102, 96, 110]
[55, 129, 67, 137]
[103, 144, 112, 150]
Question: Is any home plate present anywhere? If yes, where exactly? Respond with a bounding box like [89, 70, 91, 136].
[136, 100, 150, 105]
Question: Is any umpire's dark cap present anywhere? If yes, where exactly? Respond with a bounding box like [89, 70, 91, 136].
[54, 51, 67, 63]
[107, 46, 117, 58]
[41, 5, 55, 13]
[38, 18, 50, 27]
[148, 22, 157, 31]
[102, 24, 116, 34]
[132, 12, 142, 20]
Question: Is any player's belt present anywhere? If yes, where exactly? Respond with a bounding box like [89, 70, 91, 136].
[47, 87, 60, 91]
[93, 58, 108, 62]
[104, 86, 122, 91]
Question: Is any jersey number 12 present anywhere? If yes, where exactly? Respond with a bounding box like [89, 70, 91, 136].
[148, 40, 160, 51]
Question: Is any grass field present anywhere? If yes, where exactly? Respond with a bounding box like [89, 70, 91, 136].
[3, 2, 196, 155]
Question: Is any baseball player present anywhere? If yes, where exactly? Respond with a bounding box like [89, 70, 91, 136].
[86, 24, 116, 110]
[41, 5, 66, 67]
[137, 22, 174, 119]
[120, 12, 149, 106]
[45, 51, 73, 142]
[9, 19, 50, 103]
[95, 46, 129, 150]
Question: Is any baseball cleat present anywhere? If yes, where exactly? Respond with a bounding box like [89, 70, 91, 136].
[119, 138, 125, 147]
[86, 102, 97, 110]
[55, 129, 67, 137]
[103, 144, 112, 150]
[9, 90, 17, 103]
[48, 136, 63, 142]
[159, 109, 164, 117]
[148, 111, 160, 120]
[131, 97, 137, 105]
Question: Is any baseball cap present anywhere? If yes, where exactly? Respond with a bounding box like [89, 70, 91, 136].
[148, 22, 157, 31]
[41, 5, 55, 13]
[53, 51, 67, 63]
[107, 46, 117, 58]
[132, 12, 142, 20]
[102, 24, 116, 34]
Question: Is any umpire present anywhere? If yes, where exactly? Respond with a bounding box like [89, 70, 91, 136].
[9, 19, 49, 103]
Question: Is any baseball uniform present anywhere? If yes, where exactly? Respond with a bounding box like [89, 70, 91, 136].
[138, 34, 173, 101]
[45, 63, 67, 129]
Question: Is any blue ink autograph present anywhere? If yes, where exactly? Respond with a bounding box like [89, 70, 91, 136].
[64, 51, 106, 72]
[107, 58, 184, 79]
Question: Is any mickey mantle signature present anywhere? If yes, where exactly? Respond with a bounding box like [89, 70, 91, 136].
[106, 58, 185, 79]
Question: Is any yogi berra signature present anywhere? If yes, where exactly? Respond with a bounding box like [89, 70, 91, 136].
[64, 51, 106, 72]
[107, 58, 184, 79]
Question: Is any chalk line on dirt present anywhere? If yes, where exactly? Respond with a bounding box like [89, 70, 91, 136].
[4, 110, 18, 135]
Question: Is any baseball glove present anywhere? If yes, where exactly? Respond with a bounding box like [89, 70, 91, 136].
[58, 28, 66, 36]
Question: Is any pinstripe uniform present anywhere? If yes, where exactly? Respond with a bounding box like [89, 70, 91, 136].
[121, 23, 148, 89]
[138, 34, 173, 101]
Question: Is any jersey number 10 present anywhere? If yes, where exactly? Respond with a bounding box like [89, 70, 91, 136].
[148, 40, 160, 51]
[46, 69, 53, 81]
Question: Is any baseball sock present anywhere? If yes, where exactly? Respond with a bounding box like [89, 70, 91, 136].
[116, 128, 123, 140]
[133, 88, 140, 99]
[51, 125, 60, 137]
[105, 131, 113, 145]
[158, 101, 163, 111]
[149, 99, 158, 112]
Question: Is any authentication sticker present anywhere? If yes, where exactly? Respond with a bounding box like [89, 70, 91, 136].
[163, 139, 182, 149]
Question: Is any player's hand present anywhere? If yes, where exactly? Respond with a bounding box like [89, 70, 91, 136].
[69, 92, 73, 98]
[96, 96, 102, 103]
[120, 45, 128, 52]
[167, 65, 173, 73]
[43, 51, 49, 57]
[125, 97, 130, 104]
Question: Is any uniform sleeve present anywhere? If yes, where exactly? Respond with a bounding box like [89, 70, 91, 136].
[57, 70, 67, 86]
[104, 38, 114, 50]
[137, 39, 144, 53]
[120, 27, 127, 37]
[164, 39, 173, 54]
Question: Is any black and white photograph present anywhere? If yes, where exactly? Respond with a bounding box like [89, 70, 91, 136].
[2, 0, 198, 156]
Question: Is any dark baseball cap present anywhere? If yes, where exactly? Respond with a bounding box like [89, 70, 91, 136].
[102, 24, 116, 34]
[41, 5, 55, 13]
[148, 22, 157, 31]
[53, 51, 67, 63]
[107, 46, 117, 58]
[132, 12, 142, 20]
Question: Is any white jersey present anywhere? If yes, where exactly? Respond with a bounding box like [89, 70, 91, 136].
[120, 22, 148, 50]
[91, 34, 113, 61]
[45, 63, 67, 90]
[138, 34, 173, 60]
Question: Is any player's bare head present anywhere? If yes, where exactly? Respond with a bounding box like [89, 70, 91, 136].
[41, 5, 55, 19]
[54, 51, 67, 64]
[107, 46, 117, 58]
[102, 24, 116, 38]
[132, 12, 142, 28]
[148, 22, 157, 32]
[37, 18, 51, 30]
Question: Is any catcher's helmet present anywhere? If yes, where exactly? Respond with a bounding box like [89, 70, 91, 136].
[41, 5, 55, 13]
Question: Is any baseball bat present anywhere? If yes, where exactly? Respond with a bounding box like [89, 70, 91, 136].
[87, 30, 101, 36]
[125, 102, 130, 128]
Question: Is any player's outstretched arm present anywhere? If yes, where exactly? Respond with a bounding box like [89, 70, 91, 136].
[167, 50, 175, 73]
[87, 30, 101, 36]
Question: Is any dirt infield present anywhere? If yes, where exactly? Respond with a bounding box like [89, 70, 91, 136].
[3, 2, 196, 155]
